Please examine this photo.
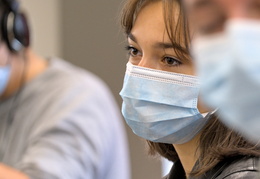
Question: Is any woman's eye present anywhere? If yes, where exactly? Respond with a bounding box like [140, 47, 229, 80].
[125, 46, 141, 57]
[163, 57, 182, 66]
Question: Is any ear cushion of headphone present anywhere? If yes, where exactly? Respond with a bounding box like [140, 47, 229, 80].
[13, 13, 30, 48]
[2, 10, 30, 52]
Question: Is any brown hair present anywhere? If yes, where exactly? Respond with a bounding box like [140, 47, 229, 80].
[121, 0, 260, 176]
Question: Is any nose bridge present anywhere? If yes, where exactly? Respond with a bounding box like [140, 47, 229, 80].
[138, 56, 148, 67]
[138, 55, 154, 69]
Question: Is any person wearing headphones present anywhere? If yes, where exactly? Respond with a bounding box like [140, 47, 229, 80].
[0, 0, 130, 178]
[182, 0, 260, 143]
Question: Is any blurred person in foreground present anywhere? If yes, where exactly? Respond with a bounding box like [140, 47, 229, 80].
[0, 0, 130, 178]
[183, 0, 260, 143]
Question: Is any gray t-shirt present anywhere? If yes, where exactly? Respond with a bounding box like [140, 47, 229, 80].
[0, 58, 130, 179]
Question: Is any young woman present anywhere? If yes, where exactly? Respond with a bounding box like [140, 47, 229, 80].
[119, 0, 260, 178]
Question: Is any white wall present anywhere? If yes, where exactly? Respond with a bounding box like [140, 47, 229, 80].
[61, 1, 162, 178]
[21, 0, 62, 57]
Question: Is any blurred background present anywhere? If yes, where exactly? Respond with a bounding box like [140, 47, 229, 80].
[21, 0, 166, 178]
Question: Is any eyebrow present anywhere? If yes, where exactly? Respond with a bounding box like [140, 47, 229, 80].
[128, 33, 137, 43]
[128, 33, 186, 52]
[154, 42, 175, 49]
[192, 0, 216, 10]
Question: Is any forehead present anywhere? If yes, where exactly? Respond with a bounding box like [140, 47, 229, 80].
[131, 1, 166, 42]
[130, 1, 180, 43]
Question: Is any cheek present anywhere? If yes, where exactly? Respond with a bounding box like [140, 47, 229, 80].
[185, 65, 196, 75]
[129, 56, 142, 66]
[177, 61, 196, 76]
[197, 95, 212, 113]
[0, 43, 10, 66]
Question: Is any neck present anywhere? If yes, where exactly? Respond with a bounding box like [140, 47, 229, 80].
[24, 49, 48, 82]
[173, 133, 201, 177]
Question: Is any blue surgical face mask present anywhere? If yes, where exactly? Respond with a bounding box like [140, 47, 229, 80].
[0, 65, 11, 96]
[191, 19, 260, 142]
[119, 62, 211, 144]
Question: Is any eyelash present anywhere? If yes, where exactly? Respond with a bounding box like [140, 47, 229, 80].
[162, 56, 182, 67]
[125, 45, 182, 67]
[125, 45, 141, 57]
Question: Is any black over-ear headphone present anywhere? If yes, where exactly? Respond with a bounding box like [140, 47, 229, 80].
[1, 0, 30, 52]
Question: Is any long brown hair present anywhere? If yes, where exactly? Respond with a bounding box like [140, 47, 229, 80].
[121, 0, 260, 176]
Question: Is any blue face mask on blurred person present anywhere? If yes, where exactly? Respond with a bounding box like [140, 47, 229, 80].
[191, 19, 260, 142]
[119, 62, 211, 144]
[0, 66, 11, 96]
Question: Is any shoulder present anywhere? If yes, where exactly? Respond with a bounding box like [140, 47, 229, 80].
[46, 57, 109, 91]
[23, 57, 121, 135]
[216, 157, 260, 179]
[31, 57, 114, 105]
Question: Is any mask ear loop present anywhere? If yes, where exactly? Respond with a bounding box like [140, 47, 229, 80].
[210, 109, 218, 115]
[0, 49, 28, 161]
[203, 109, 218, 119]
[7, 50, 28, 124]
